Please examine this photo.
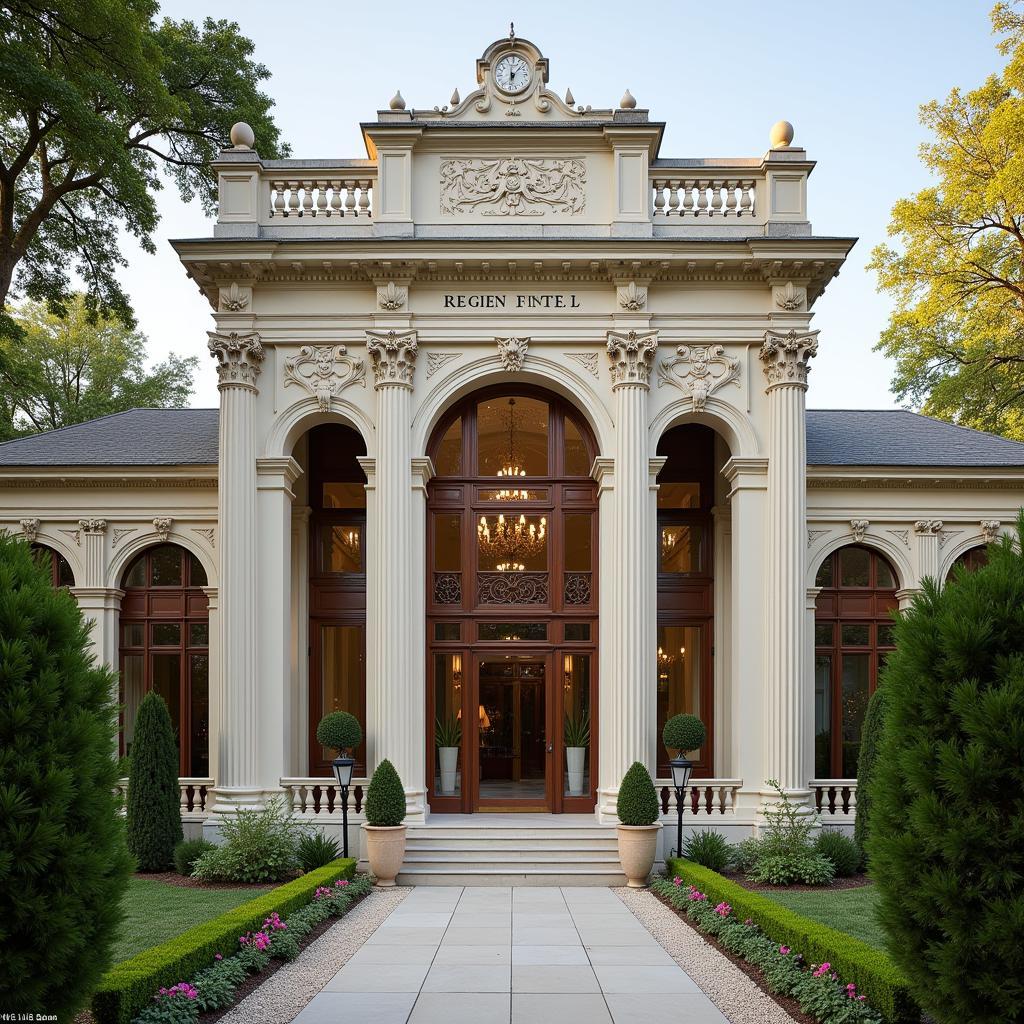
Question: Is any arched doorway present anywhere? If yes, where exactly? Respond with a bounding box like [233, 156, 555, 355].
[119, 543, 210, 776]
[32, 544, 74, 588]
[426, 387, 598, 812]
[813, 545, 898, 778]
[946, 544, 989, 582]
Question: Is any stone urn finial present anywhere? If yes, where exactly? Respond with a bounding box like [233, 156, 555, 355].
[619, 88, 636, 109]
[229, 122, 255, 149]
[389, 90, 406, 111]
[770, 120, 795, 149]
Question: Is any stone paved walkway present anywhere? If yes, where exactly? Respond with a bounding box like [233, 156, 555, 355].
[293, 885, 728, 1024]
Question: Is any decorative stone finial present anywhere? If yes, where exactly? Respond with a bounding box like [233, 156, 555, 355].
[770, 120, 795, 148]
[565, 87, 575, 106]
[619, 88, 636, 110]
[229, 122, 255, 149]
[450, 88, 460, 106]
[389, 90, 406, 111]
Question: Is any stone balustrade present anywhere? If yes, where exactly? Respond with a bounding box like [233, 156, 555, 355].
[809, 778, 857, 817]
[280, 777, 368, 819]
[267, 176, 374, 221]
[651, 176, 758, 220]
[656, 778, 743, 816]
[116, 777, 214, 821]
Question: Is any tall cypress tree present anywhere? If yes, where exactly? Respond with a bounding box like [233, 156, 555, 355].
[0, 533, 132, 1018]
[126, 691, 183, 871]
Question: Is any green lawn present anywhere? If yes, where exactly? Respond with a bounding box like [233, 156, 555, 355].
[762, 884, 886, 951]
[112, 877, 272, 964]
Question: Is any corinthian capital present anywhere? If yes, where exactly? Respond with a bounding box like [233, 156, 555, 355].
[759, 329, 819, 389]
[208, 331, 264, 389]
[367, 329, 418, 388]
[607, 330, 658, 388]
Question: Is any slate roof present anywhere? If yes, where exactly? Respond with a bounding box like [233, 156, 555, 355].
[0, 407, 1022, 470]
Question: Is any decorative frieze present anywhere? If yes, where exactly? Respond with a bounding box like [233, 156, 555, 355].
[20, 518, 40, 543]
[850, 519, 869, 543]
[426, 351, 462, 379]
[607, 330, 658, 388]
[367, 330, 418, 387]
[657, 344, 740, 412]
[208, 331, 264, 388]
[760, 329, 819, 389]
[440, 157, 586, 217]
[496, 336, 529, 372]
[617, 281, 647, 311]
[981, 519, 1002, 542]
[566, 352, 599, 379]
[283, 345, 366, 411]
[376, 282, 408, 311]
[477, 571, 548, 604]
[153, 517, 174, 542]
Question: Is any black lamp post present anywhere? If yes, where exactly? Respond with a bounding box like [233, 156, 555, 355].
[669, 755, 693, 858]
[332, 754, 355, 859]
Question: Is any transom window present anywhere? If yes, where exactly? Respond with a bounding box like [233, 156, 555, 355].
[32, 544, 74, 588]
[814, 545, 898, 778]
[946, 544, 989, 582]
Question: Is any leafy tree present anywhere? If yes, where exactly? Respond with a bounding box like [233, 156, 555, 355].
[0, 533, 133, 1019]
[867, 514, 1024, 1024]
[869, 3, 1024, 440]
[126, 690, 182, 871]
[0, 0, 286, 325]
[0, 295, 196, 439]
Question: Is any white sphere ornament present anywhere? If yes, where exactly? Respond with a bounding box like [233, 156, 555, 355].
[619, 88, 637, 110]
[770, 120, 795, 149]
[389, 90, 406, 111]
[229, 122, 255, 149]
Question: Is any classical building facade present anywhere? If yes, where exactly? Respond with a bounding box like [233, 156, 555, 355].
[3, 36, 1023, 867]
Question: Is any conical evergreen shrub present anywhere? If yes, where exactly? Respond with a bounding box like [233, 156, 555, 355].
[853, 683, 888, 857]
[0, 533, 133, 1019]
[126, 691, 183, 870]
[616, 761, 660, 825]
[868, 515, 1024, 1024]
[365, 759, 406, 826]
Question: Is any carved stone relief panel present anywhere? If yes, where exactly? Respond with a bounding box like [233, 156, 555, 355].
[284, 345, 366, 411]
[440, 157, 586, 217]
[658, 344, 740, 412]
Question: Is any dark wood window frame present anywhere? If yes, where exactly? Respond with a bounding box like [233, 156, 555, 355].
[32, 543, 75, 588]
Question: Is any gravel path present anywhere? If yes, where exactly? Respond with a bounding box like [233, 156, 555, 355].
[615, 886, 798, 1024]
[217, 886, 410, 1024]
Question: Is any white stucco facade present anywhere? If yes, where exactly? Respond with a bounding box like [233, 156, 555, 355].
[2, 36, 1023, 849]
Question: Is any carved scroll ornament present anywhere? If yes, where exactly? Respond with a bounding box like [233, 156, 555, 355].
[440, 157, 586, 217]
[658, 344, 740, 412]
[284, 345, 366, 411]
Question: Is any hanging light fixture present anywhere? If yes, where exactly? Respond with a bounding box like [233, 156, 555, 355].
[495, 398, 529, 499]
[477, 512, 546, 569]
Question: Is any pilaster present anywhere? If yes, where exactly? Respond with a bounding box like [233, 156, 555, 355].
[914, 520, 943, 582]
[290, 507, 312, 776]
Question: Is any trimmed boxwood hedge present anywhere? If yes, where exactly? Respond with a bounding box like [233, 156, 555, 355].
[91, 858, 356, 1024]
[666, 858, 918, 1024]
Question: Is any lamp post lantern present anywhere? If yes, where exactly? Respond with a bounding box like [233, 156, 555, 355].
[332, 754, 355, 859]
[669, 756, 693, 859]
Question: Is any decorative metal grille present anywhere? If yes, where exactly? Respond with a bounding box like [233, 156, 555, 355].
[477, 572, 548, 605]
[433, 572, 462, 604]
[563, 572, 592, 606]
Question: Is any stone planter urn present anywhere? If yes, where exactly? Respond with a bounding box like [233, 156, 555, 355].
[616, 823, 662, 888]
[438, 746, 459, 794]
[362, 823, 407, 887]
[566, 747, 586, 796]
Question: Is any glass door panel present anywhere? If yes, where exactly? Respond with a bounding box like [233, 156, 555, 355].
[561, 653, 591, 800]
[656, 624, 704, 774]
[433, 653, 465, 799]
[320, 624, 366, 771]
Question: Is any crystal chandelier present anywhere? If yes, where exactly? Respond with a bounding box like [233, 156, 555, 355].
[477, 513, 546, 569]
[494, 398, 529, 499]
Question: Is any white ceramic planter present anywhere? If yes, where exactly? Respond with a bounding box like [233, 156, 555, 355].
[439, 746, 459, 794]
[566, 746, 586, 795]
[362, 824, 407, 886]
[616, 823, 662, 888]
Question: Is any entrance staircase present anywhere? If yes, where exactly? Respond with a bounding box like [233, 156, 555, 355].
[395, 814, 626, 886]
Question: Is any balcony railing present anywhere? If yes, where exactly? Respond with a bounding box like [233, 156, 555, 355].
[810, 779, 857, 816]
[656, 778, 742, 816]
[280, 777, 368, 819]
[650, 175, 760, 221]
[116, 777, 214, 820]
[266, 172, 375, 223]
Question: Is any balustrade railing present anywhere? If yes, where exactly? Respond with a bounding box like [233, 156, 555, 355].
[651, 177, 758, 220]
[280, 777, 368, 818]
[116, 777, 214, 819]
[810, 779, 857, 816]
[656, 778, 742, 816]
[266, 177, 374, 221]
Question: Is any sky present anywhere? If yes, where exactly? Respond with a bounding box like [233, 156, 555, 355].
[123, 0, 1002, 410]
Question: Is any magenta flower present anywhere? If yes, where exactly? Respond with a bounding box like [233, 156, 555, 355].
[214, 954, 223, 961]
[779, 945, 790, 955]
[673, 877, 683, 887]
[714, 902, 731, 918]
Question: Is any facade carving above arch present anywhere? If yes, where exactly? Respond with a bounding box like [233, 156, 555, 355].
[283, 344, 366, 412]
[496, 336, 529, 372]
[657, 344, 740, 412]
[20, 517, 40, 543]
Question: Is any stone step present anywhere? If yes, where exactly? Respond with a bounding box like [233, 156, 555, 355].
[405, 840, 617, 853]
[396, 864, 627, 887]
[407, 828, 615, 842]
[403, 847, 619, 864]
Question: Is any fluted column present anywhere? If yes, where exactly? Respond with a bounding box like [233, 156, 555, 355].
[366, 330, 425, 818]
[208, 331, 264, 813]
[914, 520, 943, 582]
[599, 329, 658, 819]
[760, 328, 818, 800]
[290, 507, 311, 776]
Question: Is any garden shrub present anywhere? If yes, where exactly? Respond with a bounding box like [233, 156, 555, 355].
[814, 829, 862, 878]
[127, 691, 183, 871]
[297, 831, 341, 871]
[682, 829, 733, 871]
[747, 780, 834, 886]
[662, 713, 707, 755]
[853, 685, 888, 857]
[192, 796, 309, 883]
[666, 859, 918, 1023]
[616, 761, 660, 825]
[868, 517, 1024, 1024]
[315, 711, 362, 755]
[173, 838, 215, 877]
[92, 859, 357, 1024]
[365, 759, 406, 827]
[0, 533, 134, 1020]
[730, 836, 763, 873]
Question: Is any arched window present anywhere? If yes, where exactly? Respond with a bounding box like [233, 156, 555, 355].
[32, 544, 74, 588]
[656, 425, 716, 778]
[813, 546, 898, 778]
[946, 545, 989, 581]
[307, 424, 367, 776]
[119, 544, 209, 776]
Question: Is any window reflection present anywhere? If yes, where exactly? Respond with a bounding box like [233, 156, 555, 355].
[477, 396, 548, 477]
[656, 624, 702, 774]
[660, 524, 702, 573]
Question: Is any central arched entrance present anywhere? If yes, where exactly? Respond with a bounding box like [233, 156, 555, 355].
[426, 386, 598, 813]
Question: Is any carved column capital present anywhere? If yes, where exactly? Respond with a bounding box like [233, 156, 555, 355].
[78, 518, 108, 534]
[606, 329, 658, 388]
[367, 329, 418, 388]
[20, 518, 40, 543]
[980, 519, 1002, 542]
[914, 519, 943, 534]
[208, 331, 264, 389]
[759, 329, 819, 390]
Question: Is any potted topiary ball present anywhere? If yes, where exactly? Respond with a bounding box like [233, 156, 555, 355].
[362, 759, 407, 886]
[662, 713, 706, 759]
[616, 761, 662, 887]
[316, 710, 363, 757]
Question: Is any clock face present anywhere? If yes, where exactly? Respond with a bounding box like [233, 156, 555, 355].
[494, 54, 531, 95]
